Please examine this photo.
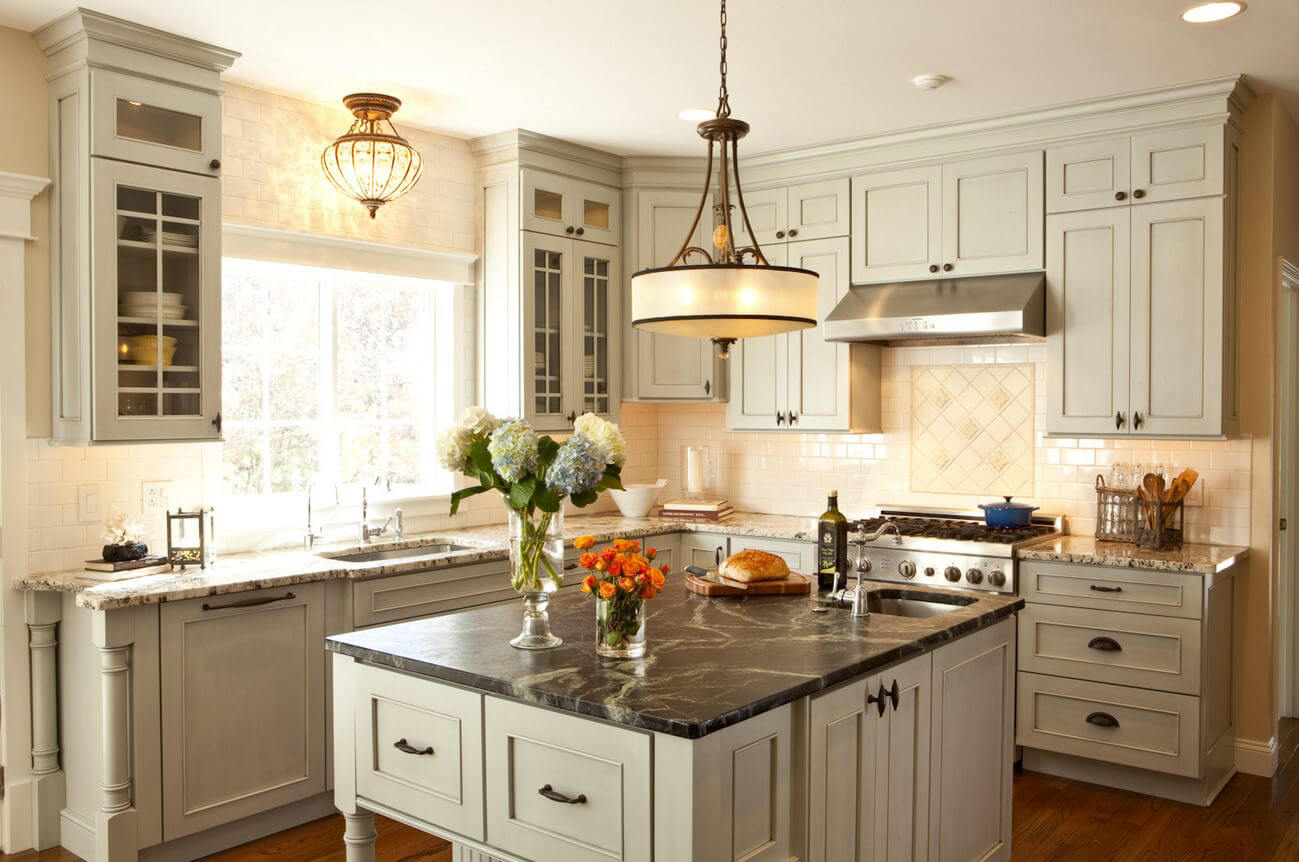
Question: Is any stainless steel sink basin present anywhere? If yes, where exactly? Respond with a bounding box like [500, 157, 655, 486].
[323, 543, 475, 563]
[865, 595, 968, 618]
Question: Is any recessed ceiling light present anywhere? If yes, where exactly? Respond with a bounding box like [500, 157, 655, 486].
[677, 108, 716, 121]
[912, 74, 951, 91]
[1182, 1, 1245, 23]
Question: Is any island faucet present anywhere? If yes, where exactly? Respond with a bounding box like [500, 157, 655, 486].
[829, 519, 903, 610]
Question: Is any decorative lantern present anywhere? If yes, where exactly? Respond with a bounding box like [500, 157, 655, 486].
[166, 508, 216, 569]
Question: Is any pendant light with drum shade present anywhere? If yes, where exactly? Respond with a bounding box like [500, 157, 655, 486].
[630, 0, 819, 357]
[321, 93, 424, 218]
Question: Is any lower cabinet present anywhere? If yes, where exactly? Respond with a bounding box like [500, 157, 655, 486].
[160, 583, 326, 839]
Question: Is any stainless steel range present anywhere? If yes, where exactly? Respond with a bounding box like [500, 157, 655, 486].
[847, 506, 1064, 595]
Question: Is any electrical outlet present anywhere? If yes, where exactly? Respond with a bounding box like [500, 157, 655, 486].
[142, 481, 170, 513]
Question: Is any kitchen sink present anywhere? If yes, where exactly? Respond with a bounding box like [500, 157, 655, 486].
[322, 542, 476, 563]
[865, 594, 969, 618]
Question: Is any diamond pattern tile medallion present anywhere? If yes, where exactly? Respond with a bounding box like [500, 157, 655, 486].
[910, 365, 1034, 496]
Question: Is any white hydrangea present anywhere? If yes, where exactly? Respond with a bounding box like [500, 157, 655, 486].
[573, 413, 626, 468]
[435, 406, 501, 472]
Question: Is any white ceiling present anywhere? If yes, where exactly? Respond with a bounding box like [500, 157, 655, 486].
[3, 0, 1297, 156]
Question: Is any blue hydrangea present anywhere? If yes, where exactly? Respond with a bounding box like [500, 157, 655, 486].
[547, 433, 606, 496]
[488, 419, 539, 483]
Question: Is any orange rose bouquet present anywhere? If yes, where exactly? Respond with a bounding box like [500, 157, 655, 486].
[574, 535, 668, 658]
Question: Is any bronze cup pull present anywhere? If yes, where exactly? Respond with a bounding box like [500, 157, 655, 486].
[1087, 636, 1122, 652]
[1085, 711, 1120, 729]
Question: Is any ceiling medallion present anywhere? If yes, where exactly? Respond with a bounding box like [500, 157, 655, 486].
[321, 93, 424, 219]
[629, 0, 819, 357]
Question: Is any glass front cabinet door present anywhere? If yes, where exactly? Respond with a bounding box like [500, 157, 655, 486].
[90, 70, 223, 176]
[93, 159, 221, 441]
[521, 233, 620, 430]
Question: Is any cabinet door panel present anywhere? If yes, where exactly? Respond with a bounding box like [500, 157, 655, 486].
[942, 151, 1044, 277]
[1130, 198, 1223, 436]
[789, 238, 850, 430]
[876, 654, 931, 862]
[573, 180, 621, 245]
[732, 186, 788, 248]
[678, 532, 729, 570]
[851, 166, 942, 283]
[1131, 125, 1223, 203]
[521, 169, 575, 238]
[572, 240, 621, 419]
[1045, 209, 1131, 435]
[728, 244, 787, 428]
[522, 232, 572, 430]
[808, 676, 878, 862]
[90, 69, 221, 175]
[634, 190, 717, 399]
[1046, 137, 1131, 213]
[788, 178, 850, 240]
[161, 583, 325, 839]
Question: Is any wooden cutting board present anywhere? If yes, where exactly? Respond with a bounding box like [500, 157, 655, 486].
[684, 570, 814, 597]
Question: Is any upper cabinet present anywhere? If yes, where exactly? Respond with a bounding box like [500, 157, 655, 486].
[38, 10, 238, 444]
[1047, 125, 1224, 214]
[732, 178, 851, 247]
[1047, 124, 1239, 438]
[521, 168, 621, 245]
[851, 151, 1044, 284]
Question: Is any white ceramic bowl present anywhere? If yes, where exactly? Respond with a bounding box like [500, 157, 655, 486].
[609, 480, 668, 519]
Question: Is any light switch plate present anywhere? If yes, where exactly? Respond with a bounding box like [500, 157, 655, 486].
[142, 481, 170, 513]
[77, 484, 102, 523]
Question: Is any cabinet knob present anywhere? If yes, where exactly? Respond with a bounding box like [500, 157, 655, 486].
[212, 412, 223, 434]
[776, 411, 786, 426]
[775, 230, 785, 239]
[929, 264, 940, 273]
[1133, 411, 1143, 430]
[565, 225, 575, 234]
[942, 263, 953, 272]
[565, 410, 576, 424]
[209, 159, 221, 171]
[575, 227, 585, 236]
[1132, 189, 1146, 199]
[1115, 191, 1127, 201]
[1115, 411, 1124, 430]
[788, 228, 799, 237]
[704, 378, 711, 396]
[788, 411, 798, 425]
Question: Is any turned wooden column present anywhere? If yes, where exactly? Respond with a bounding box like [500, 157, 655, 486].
[25, 591, 64, 849]
[93, 611, 137, 862]
[342, 812, 377, 862]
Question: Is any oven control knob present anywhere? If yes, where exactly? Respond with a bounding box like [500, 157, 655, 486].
[898, 561, 917, 579]
[943, 566, 962, 583]
[965, 568, 984, 585]
[988, 570, 1006, 588]
[924, 567, 936, 578]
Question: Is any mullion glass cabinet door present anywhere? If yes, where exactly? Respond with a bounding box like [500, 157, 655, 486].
[581, 253, 611, 415]
[90, 69, 222, 176]
[527, 240, 568, 426]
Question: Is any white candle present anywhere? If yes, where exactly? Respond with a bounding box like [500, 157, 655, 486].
[685, 447, 704, 495]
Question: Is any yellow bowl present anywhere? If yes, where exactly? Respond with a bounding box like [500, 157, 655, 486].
[125, 335, 178, 366]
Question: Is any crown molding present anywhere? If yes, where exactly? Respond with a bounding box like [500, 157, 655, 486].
[471, 129, 623, 186]
[34, 7, 240, 72]
[0, 172, 51, 241]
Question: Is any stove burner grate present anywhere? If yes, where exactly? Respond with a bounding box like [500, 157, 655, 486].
[857, 516, 1056, 545]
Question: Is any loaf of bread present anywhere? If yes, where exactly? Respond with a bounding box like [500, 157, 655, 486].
[719, 549, 791, 583]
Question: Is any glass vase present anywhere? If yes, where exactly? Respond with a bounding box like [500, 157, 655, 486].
[508, 508, 564, 650]
[596, 593, 647, 658]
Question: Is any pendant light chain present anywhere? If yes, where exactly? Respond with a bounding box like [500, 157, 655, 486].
[716, 0, 731, 119]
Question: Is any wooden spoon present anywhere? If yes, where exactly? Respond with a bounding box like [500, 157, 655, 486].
[1141, 473, 1166, 529]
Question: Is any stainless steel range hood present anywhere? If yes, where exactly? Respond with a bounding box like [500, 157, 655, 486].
[823, 272, 1046, 346]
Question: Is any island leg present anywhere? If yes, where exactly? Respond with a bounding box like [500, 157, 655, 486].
[342, 811, 377, 862]
[332, 654, 377, 861]
[26, 591, 64, 850]
[93, 611, 137, 862]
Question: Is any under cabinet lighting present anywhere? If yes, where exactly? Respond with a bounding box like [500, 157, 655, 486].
[1182, 1, 1245, 23]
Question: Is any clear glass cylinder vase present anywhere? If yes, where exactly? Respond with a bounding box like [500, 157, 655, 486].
[595, 593, 647, 658]
[508, 508, 564, 650]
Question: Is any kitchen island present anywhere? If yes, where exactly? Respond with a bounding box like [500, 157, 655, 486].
[327, 582, 1023, 862]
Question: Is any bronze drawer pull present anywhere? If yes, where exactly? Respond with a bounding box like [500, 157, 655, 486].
[1085, 711, 1120, 729]
[1089, 584, 1123, 593]
[393, 738, 434, 756]
[538, 784, 586, 804]
[1087, 636, 1122, 652]
[202, 592, 295, 611]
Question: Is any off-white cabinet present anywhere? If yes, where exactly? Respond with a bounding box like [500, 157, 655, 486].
[629, 189, 725, 400]
[1047, 195, 1234, 437]
[851, 152, 1043, 284]
[727, 238, 880, 432]
[732, 178, 851, 247]
[522, 231, 621, 429]
[160, 583, 326, 839]
[807, 652, 931, 862]
[522, 168, 621, 246]
[89, 68, 223, 176]
[1046, 125, 1225, 213]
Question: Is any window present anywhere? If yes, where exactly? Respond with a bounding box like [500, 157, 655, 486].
[221, 257, 454, 499]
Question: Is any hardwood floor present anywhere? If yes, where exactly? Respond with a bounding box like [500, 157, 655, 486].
[3, 723, 1298, 862]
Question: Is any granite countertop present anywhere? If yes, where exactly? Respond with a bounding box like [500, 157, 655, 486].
[15, 511, 820, 611]
[1018, 534, 1248, 574]
[326, 582, 1024, 739]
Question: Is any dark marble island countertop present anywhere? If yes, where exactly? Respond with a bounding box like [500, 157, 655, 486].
[326, 582, 1023, 739]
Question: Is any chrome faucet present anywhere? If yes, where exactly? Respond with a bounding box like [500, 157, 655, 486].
[829, 519, 903, 611]
[304, 483, 339, 549]
[359, 477, 403, 543]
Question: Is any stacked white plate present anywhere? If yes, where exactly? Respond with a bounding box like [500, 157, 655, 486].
[140, 227, 198, 248]
[121, 291, 187, 320]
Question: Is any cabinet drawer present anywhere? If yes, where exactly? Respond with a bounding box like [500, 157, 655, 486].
[486, 697, 650, 862]
[1018, 604, 1201, 695]
[91, 69, 222, 175]
[353, 560, 513, 627]
[727, 535, 816, 573]
[354, 664, 483, 840]
[1020, 560, 1203, 618]
[1017, 671, 1200, 778]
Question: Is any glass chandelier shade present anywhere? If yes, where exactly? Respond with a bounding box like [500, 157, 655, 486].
[629, 0, 818, 353]
[322, 93, 424, 219]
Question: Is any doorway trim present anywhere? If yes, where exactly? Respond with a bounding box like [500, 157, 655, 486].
[1278, 257, 1299, 718]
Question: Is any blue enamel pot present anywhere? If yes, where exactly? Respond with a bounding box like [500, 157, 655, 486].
[978, 496, 1039, 528]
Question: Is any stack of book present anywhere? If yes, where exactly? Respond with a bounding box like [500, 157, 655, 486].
[660, 499, 733, 522]
[82, 555, 171, 581]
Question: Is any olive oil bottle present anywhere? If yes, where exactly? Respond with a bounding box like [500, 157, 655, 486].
[817, 491, 848, 591]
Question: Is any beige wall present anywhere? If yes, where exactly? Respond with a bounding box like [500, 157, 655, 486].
[0, 27, 51, 439]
